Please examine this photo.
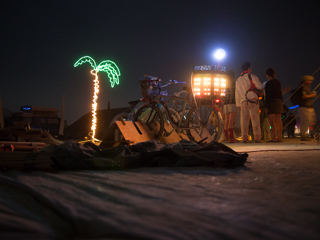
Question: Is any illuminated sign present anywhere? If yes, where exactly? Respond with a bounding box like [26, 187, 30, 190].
[74, 56, 121, 141]
[193, 75, 227, 97]
[193, 65, 227, 72]
[194, 65, 212, 71]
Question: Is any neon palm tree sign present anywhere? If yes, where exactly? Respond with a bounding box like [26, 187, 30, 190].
[74, 56, 120, 142]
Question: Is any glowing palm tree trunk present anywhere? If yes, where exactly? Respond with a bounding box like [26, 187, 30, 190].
[91, 70, 99, 140]
[74, 56, 121, 143]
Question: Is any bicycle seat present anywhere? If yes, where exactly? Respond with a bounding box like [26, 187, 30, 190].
[183, 86, 192, 92]
[128, 100, 140, 107]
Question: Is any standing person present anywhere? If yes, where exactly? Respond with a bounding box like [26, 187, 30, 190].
[261, 81, 272, 141]
[264, 68, 285, 142]
[223, 72, 238, 143]
[235, 62, 263, 143]
[299, 75, 317, 141]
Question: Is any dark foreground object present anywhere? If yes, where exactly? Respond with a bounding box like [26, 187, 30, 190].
[43, 139, 248, 170]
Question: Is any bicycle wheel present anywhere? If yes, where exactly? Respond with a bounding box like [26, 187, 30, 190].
[166, 107, 180, 125]
[134, 104, 165, 140]
[185, 105, 223, 143]
[163, 97, 192, 126]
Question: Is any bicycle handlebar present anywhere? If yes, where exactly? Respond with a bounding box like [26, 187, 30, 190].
[161, 79, 186, 88]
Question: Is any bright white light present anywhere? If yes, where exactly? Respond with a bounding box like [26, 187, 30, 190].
[214, 49, 226, 60]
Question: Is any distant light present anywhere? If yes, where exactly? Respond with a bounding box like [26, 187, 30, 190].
[215, 99, 220, 103]
[20, 105, 32, 112]
[289, 105, 299, 109]
[214, 49, 226, 60]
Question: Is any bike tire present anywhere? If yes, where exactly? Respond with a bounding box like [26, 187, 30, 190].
[134, 104, 165, 140]
[167, 108, 181, 125]
[185, 105, 223, 143]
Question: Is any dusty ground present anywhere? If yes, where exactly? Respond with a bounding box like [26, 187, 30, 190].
[105, 148, 320, 240]
[1, 139, 320, 240]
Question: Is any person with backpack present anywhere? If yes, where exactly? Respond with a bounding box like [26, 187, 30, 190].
[235, 62, 263, 143]
[299, 75, 317, 141]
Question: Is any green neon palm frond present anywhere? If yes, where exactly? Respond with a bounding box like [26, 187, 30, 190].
[74, 56, 97, 69]
[97, 60, 121, 87]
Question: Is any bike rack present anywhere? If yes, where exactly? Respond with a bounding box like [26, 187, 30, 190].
[101, 117, 191, 145]
[101, 118, 214, 146]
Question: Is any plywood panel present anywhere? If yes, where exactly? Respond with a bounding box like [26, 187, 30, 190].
[114, 120, 212, 145]
[159, 122, 182, 143]
[115, 120, 155, 144]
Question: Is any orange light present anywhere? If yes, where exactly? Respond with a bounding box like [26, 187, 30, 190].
[90, 70, 99, 140]
[220, 78, 226, 87]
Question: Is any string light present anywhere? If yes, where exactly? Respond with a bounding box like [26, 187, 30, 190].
[74, 56, 121, 142]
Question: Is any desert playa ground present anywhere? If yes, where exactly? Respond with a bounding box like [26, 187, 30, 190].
[0, 138, 319, 240]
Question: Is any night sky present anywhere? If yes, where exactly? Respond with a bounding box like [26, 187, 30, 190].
[1, 0, 320, 125]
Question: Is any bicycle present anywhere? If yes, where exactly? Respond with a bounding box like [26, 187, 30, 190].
[185, 99, 223, 142]
[134, 80, 223, 142]
[109, 79, 184, 129]
[109, 79, 223, 143]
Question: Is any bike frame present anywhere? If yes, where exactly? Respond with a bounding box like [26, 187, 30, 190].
[142, 94, 200, 137]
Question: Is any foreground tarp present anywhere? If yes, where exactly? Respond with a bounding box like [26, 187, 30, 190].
[41, 140, 248, 170]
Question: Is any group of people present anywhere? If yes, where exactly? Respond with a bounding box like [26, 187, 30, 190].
[222, 62, 317, 143]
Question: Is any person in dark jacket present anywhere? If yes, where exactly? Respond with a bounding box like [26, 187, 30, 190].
[264, 68, 288, 142]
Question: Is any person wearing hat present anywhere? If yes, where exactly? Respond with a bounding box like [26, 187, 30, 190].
[299, 75, 317, 141]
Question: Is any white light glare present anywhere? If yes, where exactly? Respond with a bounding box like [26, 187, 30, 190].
[214, 49, 226, 60]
